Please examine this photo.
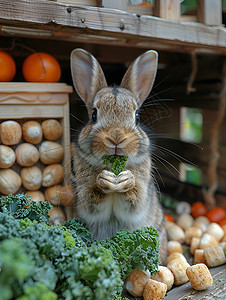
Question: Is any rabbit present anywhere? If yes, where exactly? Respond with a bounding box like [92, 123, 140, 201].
[70, 48, 167, 263]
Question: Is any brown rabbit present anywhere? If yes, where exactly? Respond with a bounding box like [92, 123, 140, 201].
[70, 49, 167, 263]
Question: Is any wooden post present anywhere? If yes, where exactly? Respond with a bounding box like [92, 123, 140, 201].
[197, 0, 222, 26]
[154, 0, 181, 20]
[101, 0, 128, 11]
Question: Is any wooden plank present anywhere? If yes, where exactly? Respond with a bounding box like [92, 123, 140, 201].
[165, 265, 226, 299]
[197, 0, 222, 26]
[0, 1, 225, 55]
[51, 0, 100, 6]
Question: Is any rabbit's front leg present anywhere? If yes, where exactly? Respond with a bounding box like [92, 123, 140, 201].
[115, 170, 135, 193]
[97, 170, 118, 193]
[97, 170, 135, 193]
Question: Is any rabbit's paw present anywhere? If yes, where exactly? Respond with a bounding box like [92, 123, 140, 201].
[115, 170, 135, 193]
[97, 170, 117, 193]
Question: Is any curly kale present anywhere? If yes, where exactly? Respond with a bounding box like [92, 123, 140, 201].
[0, 193, 161, 299]
[0, 212, 123, 299]
[102, 155, 128, 175]
[0, 238, 57, 300]
[100, 226, 160, 278]
[64, 217, 93, 246]
[56, 244, 123, 300]
[0, 193, 52, 223]
[17, 282, 57, 300]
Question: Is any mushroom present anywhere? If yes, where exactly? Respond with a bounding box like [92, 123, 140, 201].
[125, 268, 150, 297]
[143, 279, 167, 300]
[186, 263, 213, 290]
[151, 266, 174, 291]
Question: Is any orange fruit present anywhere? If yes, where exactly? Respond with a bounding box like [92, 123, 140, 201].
[205, 207, 226, 223]
[164, 213, 174, 222]
[139, 2, 152, 7]
[22, 52, 61, 82]
[218, 218, 226, 227]
[191, 201, 208, 218]
[0, 50, 16, 82]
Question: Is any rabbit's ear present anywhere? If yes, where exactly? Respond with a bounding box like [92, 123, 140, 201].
[70, 49, 107, 110]
[120, 50, 158, 105]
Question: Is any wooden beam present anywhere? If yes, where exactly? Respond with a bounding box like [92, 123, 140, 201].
[197, 0, 222, 26]
[0, 0, 225, 55]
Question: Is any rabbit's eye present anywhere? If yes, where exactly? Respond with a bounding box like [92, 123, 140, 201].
[92, 108, 97, 122]
[135, 112, 140, 124]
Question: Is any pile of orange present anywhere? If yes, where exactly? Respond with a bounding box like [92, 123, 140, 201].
[0, 50, 16, 82]
[0, 50, 61, 83]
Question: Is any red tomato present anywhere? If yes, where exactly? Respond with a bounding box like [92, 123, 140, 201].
[191, 201, 208, 218]
[164, 213, 174, 222]
[205, 207, 226, 223]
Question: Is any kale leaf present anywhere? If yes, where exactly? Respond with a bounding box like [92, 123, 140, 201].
[100, 226, 160, 278]
[102, 155, 128, 175]
[0, 193, 52, 223]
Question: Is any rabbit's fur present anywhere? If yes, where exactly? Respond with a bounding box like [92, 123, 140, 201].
[70, 49, 167, 263]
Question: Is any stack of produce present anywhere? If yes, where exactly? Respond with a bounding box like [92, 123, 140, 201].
[123, 199, 226, 299]
[0, 193, 160, 300]
[0, 119, 74, 223]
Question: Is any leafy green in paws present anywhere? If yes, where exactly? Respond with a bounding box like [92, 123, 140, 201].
[102, 155, 128, 175]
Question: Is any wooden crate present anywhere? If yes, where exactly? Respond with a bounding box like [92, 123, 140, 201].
[0, 82, 74, 219]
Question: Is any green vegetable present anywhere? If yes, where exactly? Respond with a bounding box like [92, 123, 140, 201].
[99, 226, 160, 278]
[0, 193, 160, 299]
[102, 155, 128, 175]
[17, 282, 57, 300]
[0, 193, 52, 223]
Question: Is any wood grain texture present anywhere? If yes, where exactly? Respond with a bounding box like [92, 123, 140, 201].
[0, 0, 225, 55]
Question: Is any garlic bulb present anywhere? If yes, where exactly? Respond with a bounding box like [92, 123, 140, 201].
[0, 120, 22, 145]
[48, 206, 65, 225]
[26, 191, 45, 204]
[39, 141, 64, 164]
[15, 143, 40, 167]
[22, 120, 43, 144]
[0, 145, 16, 168]
[41, 119, 62, 141]
[45, 185, 63, 206]
[56, 185, 75, 206]
[42, 164, 64, 187]
[21, 166, 42, 190]
[0, 169, 22, 195]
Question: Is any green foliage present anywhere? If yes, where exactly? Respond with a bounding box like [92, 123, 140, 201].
[0, 193, 52, 223]
[0, 193, 161, 299]
[17, 282, 57, 300]
[100, 226, 160, 278]
[102, 155, 128, 175]
[64, 217, 93, 246]
[159, 194, 178, 210]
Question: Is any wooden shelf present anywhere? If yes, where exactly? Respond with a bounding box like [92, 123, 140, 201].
[0, 0, 225, 55]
